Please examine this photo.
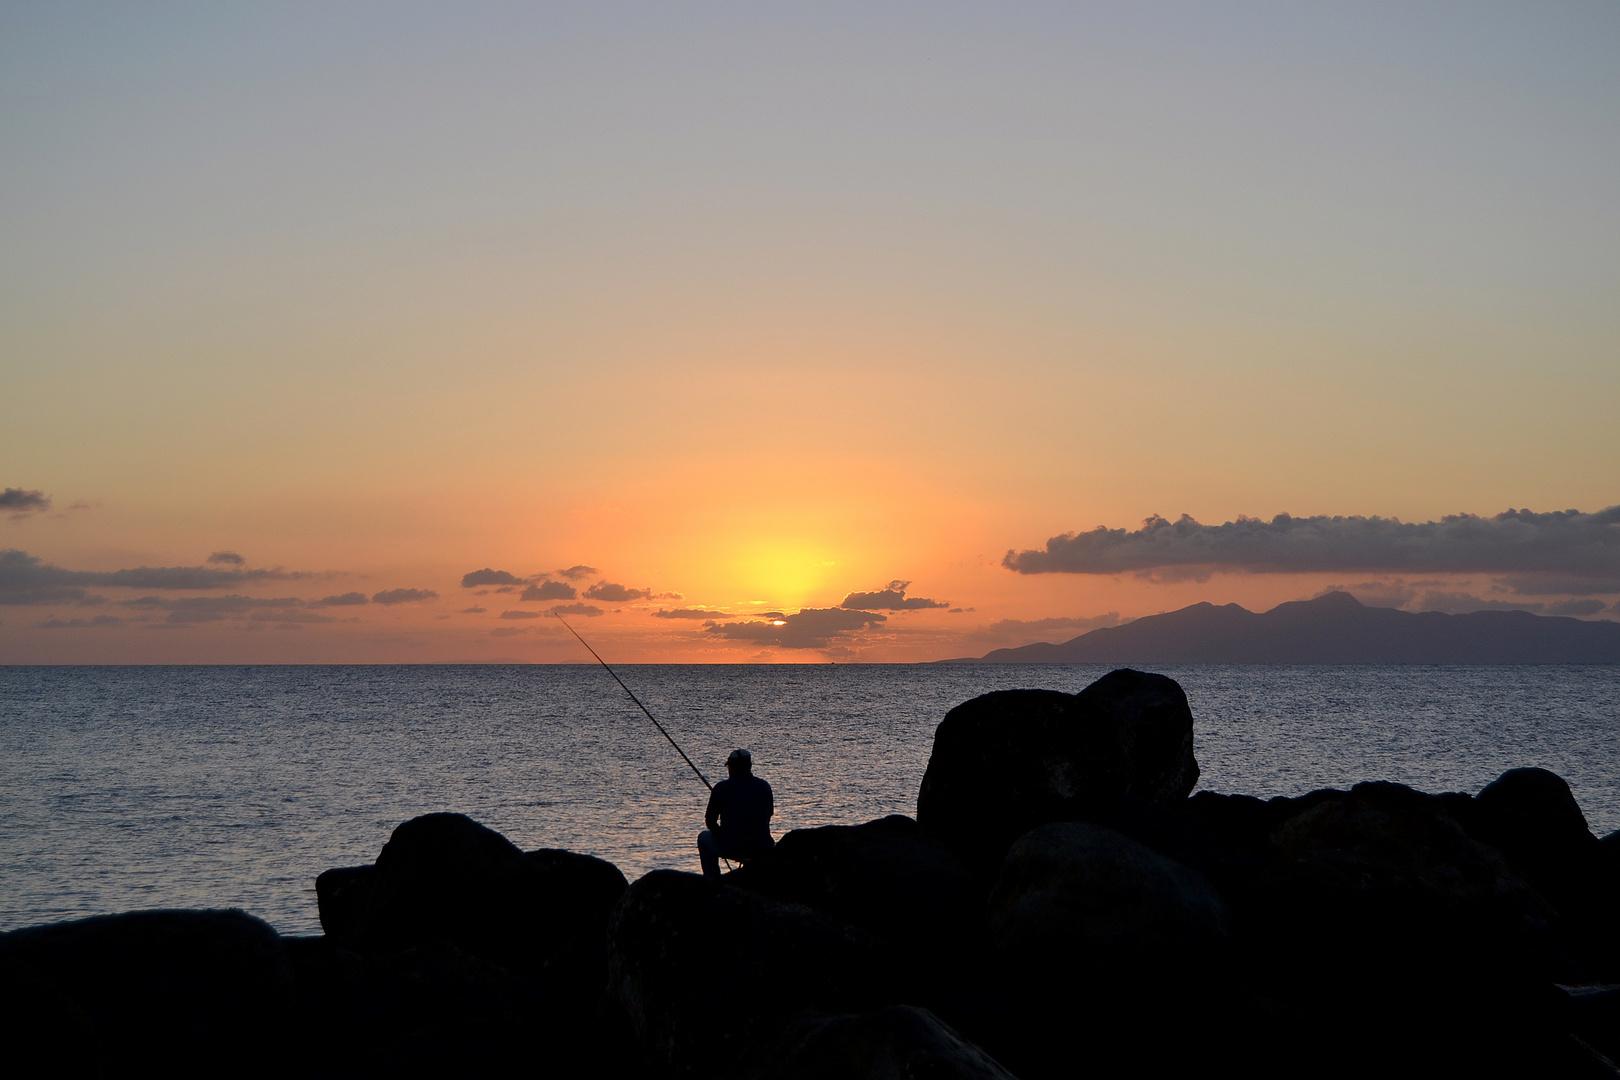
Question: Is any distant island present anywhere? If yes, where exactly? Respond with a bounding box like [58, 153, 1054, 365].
[947, 591, 1620, 664]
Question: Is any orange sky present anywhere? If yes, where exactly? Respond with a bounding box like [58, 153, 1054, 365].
[3, 5, 1617, 662]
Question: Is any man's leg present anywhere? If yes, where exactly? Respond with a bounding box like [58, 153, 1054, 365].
[697, 828, 722, 878]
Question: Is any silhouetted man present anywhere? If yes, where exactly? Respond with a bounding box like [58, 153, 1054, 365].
[697, 748, 774, 877]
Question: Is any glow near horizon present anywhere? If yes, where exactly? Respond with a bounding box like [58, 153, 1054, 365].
[2, 2, 1617, 661]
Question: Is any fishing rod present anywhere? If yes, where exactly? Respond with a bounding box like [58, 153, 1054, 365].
[552, 612, 713, 792]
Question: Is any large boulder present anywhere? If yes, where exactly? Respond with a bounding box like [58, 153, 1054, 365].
[323, 813, 627, 982]
[983, 821, 1235, 1075]
[734, 1005, 1018, 1080]
[917, 669, 1198, 875]
[1472, 768, 1620, 975]
[605, 869, 897, 1077]
[0, 909, 296, 1077]
[1251, 782, 1573, 1073]
[725, 815, 984, 1016]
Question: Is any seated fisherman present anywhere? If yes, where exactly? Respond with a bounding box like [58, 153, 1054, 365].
[697, 749, 774, 878]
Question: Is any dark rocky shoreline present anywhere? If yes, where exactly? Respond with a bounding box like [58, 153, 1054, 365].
[5, 668, 1620, 1077]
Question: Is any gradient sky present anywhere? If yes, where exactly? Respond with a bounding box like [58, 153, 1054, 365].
[4, 2, 1618, 662]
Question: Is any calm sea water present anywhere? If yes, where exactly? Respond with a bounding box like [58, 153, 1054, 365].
[2, 664, 1618, 935]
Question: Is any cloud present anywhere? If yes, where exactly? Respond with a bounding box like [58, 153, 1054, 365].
[372, 588, 438, 605]
[490, 626, 528, 637]
[0, 548, 306, 604]
[34, 615, 124, 629]
[499, 609, 544, 620]
[461, 605, 487, 614]
[584, 581, 651, 602]
[839, 580, 948, 611]
[1313, 580, 1432, 609]
[522, 580, 577, 601]
[550, 602, 604, 617]
[1004, 507, 1620, 585]
[706, 607, 886, 649]
[312, 591, 368, 607]
[1494, 574, 1620, 596]
[461, 568, 528, 588]
[652, 608, 738, 619]
[555, 565, 599, 580]
[1549, 598, 1608, 617]
[207, 551, 246, 565]
[121, 595, 308, 624]
[1414, 590, 1544, 615]
[2, 488, 51, 518]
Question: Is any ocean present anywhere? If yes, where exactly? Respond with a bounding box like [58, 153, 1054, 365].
[2, 663, 1618, 936]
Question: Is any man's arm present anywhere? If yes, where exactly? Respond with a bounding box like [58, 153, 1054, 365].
[705, 785, 721, 831]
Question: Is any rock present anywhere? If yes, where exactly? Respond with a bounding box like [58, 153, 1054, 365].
[1473, 769, 1620, 974]
[725, 816, 984, 1012]
[989, 821, 1232, 978]
[605, 869, 896, 1077]
[336, 813, 627, 982]
[734, 1005, 1018, 1080]
[315, 864, 374, 942]
[917, 669, 1198, 875]
[983, 821, 1235, 1075]
[284, 935, 634, 1078]
[0, 909, 295, 1078]
[1252, 782, 1573, 1072]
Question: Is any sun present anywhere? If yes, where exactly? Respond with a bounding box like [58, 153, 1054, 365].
[733, 543, 840, 609]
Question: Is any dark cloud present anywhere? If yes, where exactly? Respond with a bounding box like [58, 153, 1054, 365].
[461, 568, 529, 588]
[312, 591, 368, 607]
[550, 602, 605, 617]
[584, 581, 651, 602]
[0, 548, 304, 605]
[461, 605, 487, 614]
[373, 588, 438, 605]
[555, 565, 599, 580]
[499, 610, 544, 620]
[2, 488, 51, 518]
[207, 551, 246, 566]
[839, 580, 948, 611]
[34, 615, 124, 630]
[129, 595, 308, 624]
[1004, 507, 1620, 584]
[705, 607, 886, 649]
[1414, 591, 1544, 615]
[1495, 574, 1620, 596]
[652, 608, 738, 619]
[522, 580, 577, 601]
[1549, 598, 1608, 617]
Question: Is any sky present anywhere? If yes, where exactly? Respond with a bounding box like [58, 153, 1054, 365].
[3, 2, 1618, 662]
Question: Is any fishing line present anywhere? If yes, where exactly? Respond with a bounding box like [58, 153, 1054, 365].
[553, 612, 713, 792]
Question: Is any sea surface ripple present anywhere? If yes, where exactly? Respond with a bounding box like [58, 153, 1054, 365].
[2, 663, 1617, 934]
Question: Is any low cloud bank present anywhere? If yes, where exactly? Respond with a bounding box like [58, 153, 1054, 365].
[1004, 507, 1620, 587]
[653, 608, 738, 620]
[584, 581, 650, 602]
[706, 607, 886, 649]
[0, 549, 306, 606]
[840, 580, 948, 611]
[372, 588, 438, 605]
[522, 581, 577, 601]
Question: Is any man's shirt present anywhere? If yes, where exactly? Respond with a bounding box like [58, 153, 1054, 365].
[705, 773, 774, 855]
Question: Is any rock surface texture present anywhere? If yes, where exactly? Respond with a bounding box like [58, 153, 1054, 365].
[11, 669, 1620, 1079]
[916, 668, 1198, 876]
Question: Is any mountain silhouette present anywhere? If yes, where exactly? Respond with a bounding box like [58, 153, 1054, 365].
[950, 592, 1620, 664]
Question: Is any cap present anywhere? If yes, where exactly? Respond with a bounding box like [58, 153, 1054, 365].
[726, 748, 752, 769]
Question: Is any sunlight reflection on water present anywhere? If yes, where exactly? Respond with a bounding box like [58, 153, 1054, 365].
[2, 664, 1617, 934]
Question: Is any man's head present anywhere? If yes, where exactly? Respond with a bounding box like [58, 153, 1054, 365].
[726, 748, 752, 778]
